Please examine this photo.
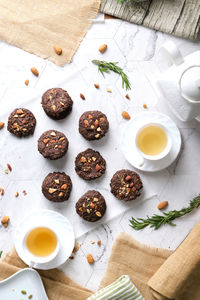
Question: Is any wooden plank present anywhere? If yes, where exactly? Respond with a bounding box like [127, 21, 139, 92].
[100, 0, 200, 41]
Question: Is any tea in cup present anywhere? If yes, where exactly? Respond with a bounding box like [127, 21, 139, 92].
[135, 123, 172, 165]
[23, 225, 59, 267]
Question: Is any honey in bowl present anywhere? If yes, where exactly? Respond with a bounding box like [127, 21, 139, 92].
[26, 227, 57, 257]
[136, 125, 167, 156]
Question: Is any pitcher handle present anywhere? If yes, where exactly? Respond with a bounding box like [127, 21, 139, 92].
[160, 41, 184, 66]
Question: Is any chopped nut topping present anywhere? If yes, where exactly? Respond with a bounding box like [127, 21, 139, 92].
[96, 127, 101, 132]
[93, 197, 98, 202]
[16, 109, 23, 114]
[87, 209, 90, 214]
[94, 119, 99, 126]
[50, 131, 56, 136]
[52, 105, 56, 111]
[91, 125, 95, 129]
[43, 138, 49, 144]
[80, 156, 87, 163]
[61, 184, 67, 189]
[95, 164, 101, 171]
[54, 179, 59, 184]
[96, 211, 102, 217]
[88, 114, 93, 119]
[84, 120, 89, 127]
[59, 137, 65, 141]
[48, 188, 57, 194]
[92, 157, 96, 162]
[58, 192, 64, 197]
[95, 134, 100, 138]
[100, 118, 105, 122]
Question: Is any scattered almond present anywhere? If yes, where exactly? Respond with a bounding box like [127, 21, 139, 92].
[0, 188, 5, 196]
[1, 216, 10, 228]
[87, 254, 94, 264]
[94, 83, 99, 89]
[0, 122, 5, 129]
[7, 163, 12, 172]
[69, 256, 74, 260]
[24, 79, 29, 86]
[122, 111, 131, 120]
[99, 44, 107, 54]
[106, 88, 112, 93]
[4, 169, 9, 174]
[53, 45, 62, 55]
[90, 241, 95, 244]
[61, 184, 67, 190]
[157, 201, 168, 210]
[23, 190, 27, 196]
[125, 94, 130, 100]
[143, 104, 147, 109]
[15, 192, 19, 197]
[80, 93, 85, 100]
[30, 67, 39, 77]
[72, 242, 80, 253]
[97, 240, 101, 246]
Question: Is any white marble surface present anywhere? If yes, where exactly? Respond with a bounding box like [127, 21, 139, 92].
[0, 16, 200, 292]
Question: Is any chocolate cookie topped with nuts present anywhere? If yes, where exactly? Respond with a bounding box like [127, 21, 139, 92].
[38, 130, 69, 160]
[76, 190, 106, 222]
[79, 111, 109, 140]
[7, 108, 36, 137]
[42, 88, 73, 120]
[75, 148, 106, 180]
[110, 169, 143, 201]
[42, 172, 72, 202]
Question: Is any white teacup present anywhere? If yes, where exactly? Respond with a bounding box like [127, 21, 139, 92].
[135, 122, 172, 166]
[22, 224, 60, 268]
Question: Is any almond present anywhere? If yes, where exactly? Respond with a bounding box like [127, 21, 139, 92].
[106, 88, 112, 93]
[24, 79, 29, 86]
[94, 83, 99, 89]
[53, 45, 62, 55]
[61, 184, 67, 190]
[87, 254, 94, 264]
[1, 216, 10, 227]
[122, 111, 131, 120]
[7, 163, 12, 172]
[0, 122, 4, 129]
[31, 67, 39, 77]
[157, 201, 168, 210]
[97, 240, 101, 246]
[0, 188, 4, 196]
[143, 104, 147, 109]
[125, 94, 130, 99]
[80, 93, 85, 100]
[99, 44, 107, 53]
[72, 242, 80, 253]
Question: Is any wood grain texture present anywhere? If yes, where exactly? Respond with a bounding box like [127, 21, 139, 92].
[100, 0, 200, 41]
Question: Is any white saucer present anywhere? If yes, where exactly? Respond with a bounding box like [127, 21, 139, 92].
[0, 268, 48, 299]
[121, 112, 181, 172]
[14, 209, 75, 270]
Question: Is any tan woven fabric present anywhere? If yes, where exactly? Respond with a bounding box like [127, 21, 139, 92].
[148, 221, 200, 300]
[0, 249, 93, 300]
[100, 232, 172, 300]
[0, 0, 100, 66]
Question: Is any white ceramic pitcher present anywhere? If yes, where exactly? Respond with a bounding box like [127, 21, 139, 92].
[157, 41, 200, 122]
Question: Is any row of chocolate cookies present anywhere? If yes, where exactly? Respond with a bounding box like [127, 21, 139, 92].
[41, 169, 143, 222]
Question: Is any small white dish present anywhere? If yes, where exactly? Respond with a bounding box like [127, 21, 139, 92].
[0, 268, 48, 299]
[15, 209, 75, 270]
[121, 112, 181, 172]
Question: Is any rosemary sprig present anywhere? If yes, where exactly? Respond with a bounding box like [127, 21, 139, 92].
[130, 195, 200, 230]
[92, 60, 131, 90]
[0, 251, 2, 258]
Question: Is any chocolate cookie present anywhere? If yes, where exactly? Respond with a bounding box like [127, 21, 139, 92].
[42, 172, 72, 202]
[75, 148, 106, 180]
[7, 108, 36, 137]
[42, 88, 73, 120]
[76, 190, 106, 222]
[79, 111, 109, 140]
[38, 130, 69, 160]
[110, 169, 143, 201]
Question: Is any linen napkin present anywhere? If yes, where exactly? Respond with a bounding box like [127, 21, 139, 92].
[0, 248, 93, 300]
[0, 0, 100, 66]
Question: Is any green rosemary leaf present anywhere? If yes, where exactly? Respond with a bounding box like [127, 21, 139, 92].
[129, 195, 200, 230]
[92, 59, 131, 90]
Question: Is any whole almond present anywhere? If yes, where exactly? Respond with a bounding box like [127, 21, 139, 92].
[1, 216, 10, 227]
[0, 122, 5, 129]
[94, 83, 99, 89]
[31, 67, 39, 77]
[143, 104, 147, 109]
[157, 201, 168, 210]
[24, 79, 29, 86]
[122, 111, 131, 120]
[99, 44, 107, 53]
[80, 93, 85, 100]
[87, 254, 94, 264]
[54, 45, 62, 55]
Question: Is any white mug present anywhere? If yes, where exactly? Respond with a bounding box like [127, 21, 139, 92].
[135, 122, 172, 166]
[22, 224, 60, 268]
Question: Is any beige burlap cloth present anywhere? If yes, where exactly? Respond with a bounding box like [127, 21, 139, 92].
[1, 222, 200, 299]
[0, 0, 100, 66]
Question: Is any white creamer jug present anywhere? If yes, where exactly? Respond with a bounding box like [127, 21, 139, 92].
[157, 41, 200, 122]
